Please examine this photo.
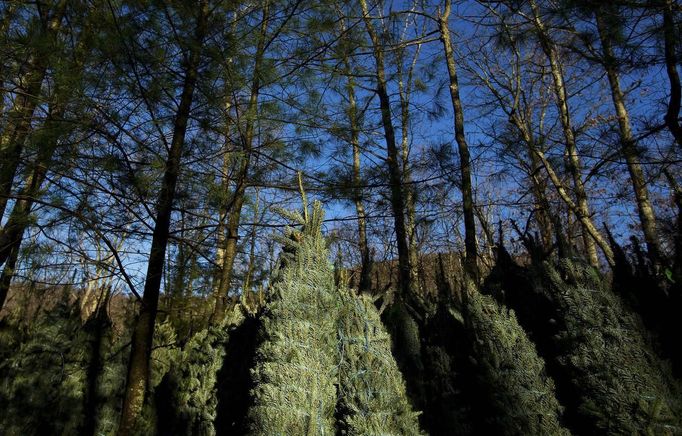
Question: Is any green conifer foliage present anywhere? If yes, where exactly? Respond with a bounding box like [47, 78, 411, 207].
[93, 332, 128, 436]
[247, 201, 340, 435]
[539, 259, 682, 434]
[175, 325, 227, 433]
[150, 321, 179, 390]
[465, 290, 569, 436]
[130, 320, 180, 435]
[336, 290, 422, 435]
[0, 300, 88, 435]
[156, 319, 231, 435]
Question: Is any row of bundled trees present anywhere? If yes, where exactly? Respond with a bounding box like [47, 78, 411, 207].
[1, 195, 680, 435]
[0, 0, 681, 434]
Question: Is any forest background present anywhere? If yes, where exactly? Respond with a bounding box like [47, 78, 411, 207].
[0, 0, 681, 433]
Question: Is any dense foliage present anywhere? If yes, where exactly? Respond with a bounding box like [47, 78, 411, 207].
[1, 0, 681, 434]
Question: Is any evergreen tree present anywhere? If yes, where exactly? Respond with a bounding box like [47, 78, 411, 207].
[156, 319, 231, 436]
[464, 290, 569, 436]
[247, 201, 340, 434]
[336, 290, 422, 435]
[536, 259, 682, 434]
[0, 297, 103, 435]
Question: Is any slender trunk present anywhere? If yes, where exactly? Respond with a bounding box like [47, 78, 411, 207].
[0, 97, 71, 307]
[438, 0, 478, 279]
[360, 0, 413, 298]
[0, 2, 19, 114]
[533, 144, 616, 265]
[529, 148, 555, 251]
[209, 2, 268, 324]
[397, 49, 420, 293]
[209, 173, 247, 323]
[242, 189, 259, 293]
[211, 97, 235, 298]
[117, 3, 207, 434]
[511, 114, 615, 265]
[474, 203, 495, 261]
[344, 66, 371, 292]
[596, 8, 662, 268]
[168, 221, 188, 316]
[664, 169, 682, 276]
[0, 1, 66, 218]
[0, 165, 49, 308]
[530, 0, 599, 267]
[82, 302, 109, 436]
[0, 6, 87, 273]
[475, 32, 614, 263]
[81, 244, 121, 322]
[0, 233, 19, 311]
[662, 0, 682, 148]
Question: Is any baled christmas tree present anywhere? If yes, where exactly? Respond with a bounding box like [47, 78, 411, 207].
[336, 289, 422, 435]
[539, 259, 682, 435]
[464, 289, 569, 435]
[247, 201, 340, 435]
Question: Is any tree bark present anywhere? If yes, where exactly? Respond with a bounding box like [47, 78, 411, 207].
[472, 34, 615, 265]
[509, 110, 616, 265]
[0, 2, 19, 115]
[529, 148, 555, 251]
[396, 41, 421, 293]
[359, 0, 414, 298]
[344, 63, 371, 292]
[595, 7, 663, 268]
[209, 2, 268, 324]
[0, 18, 87, 270]
[530, 0, 600, 267]
[438, 0, 479, 279]
[117, 2, 208, 434]
[242, 189, 259, 293]
[0, 1, 66, 219]
[0, 61, 78, 306]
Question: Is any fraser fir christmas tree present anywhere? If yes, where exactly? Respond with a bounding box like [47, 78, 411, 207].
[247, 200, 340, 434]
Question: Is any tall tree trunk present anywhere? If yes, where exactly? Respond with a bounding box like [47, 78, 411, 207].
[438, 0, 478, 279]
[209, 168, 247, 323]
[529, 148, 555, 251]
[0, 1, 66, 219]
[82, 298, 110, 436]
[0, 2, 19, 115]
[242, 189, 259, 293]
[397, 45, 421, 294]
[211, 91, 235, 305]
[359, 0, 414, 298]
[510, 113, 616, 265]
[664, 169, 682, 277]
[474, 34, 615, 264]
[167, 213, 188, 316]
[117, 3, 207, 434]
[595, 7, 663, 269]
[530, 0, 599, 267]
[528, 137, 615, 265]
[0, 233, 20, 311]
[209, 2, 268, 324]
[345, 65, 371, 292]
[0, 7, 87, 275]
[662, 0, 682, 148]
[0, 81, 74, 307]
